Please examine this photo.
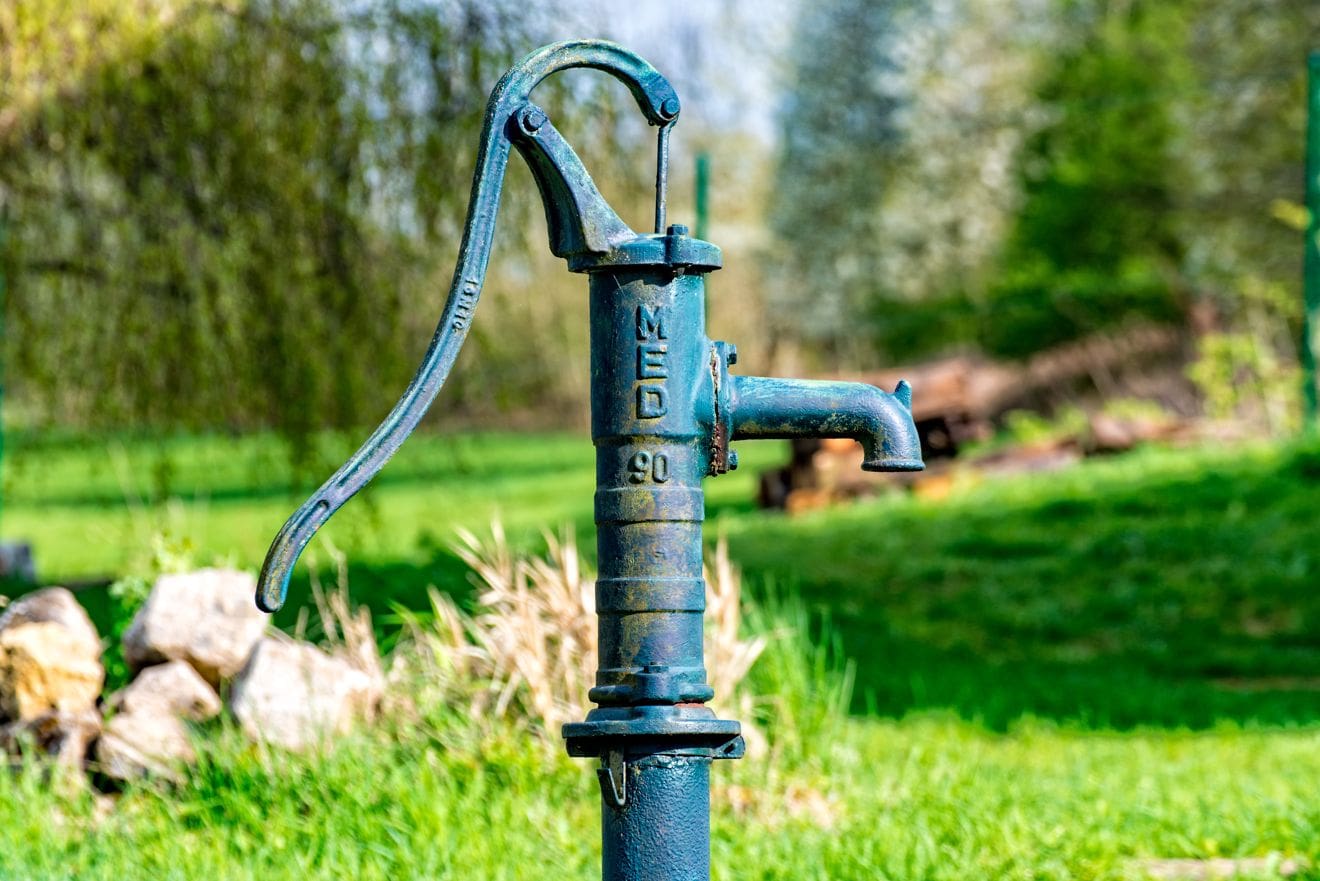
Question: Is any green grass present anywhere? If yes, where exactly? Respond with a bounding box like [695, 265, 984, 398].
[2, 644, 1319, 881]
[0, 427, 784, 640]
[719, 441, 1320, 729]
[2, 428, 1319, 878]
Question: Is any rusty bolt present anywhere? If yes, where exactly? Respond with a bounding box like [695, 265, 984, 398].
[520, 107, 548, 134]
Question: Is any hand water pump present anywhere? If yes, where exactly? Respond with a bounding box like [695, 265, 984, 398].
[254, 40, 923, 881]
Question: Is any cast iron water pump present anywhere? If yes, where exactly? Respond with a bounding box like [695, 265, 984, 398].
[255, 40, 923, 881]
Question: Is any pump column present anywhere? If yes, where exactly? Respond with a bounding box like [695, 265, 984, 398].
[588, 265, 711, 709]
[564, 229, 742, 881]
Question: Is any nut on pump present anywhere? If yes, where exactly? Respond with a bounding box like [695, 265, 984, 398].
[254, 40, 923, 881]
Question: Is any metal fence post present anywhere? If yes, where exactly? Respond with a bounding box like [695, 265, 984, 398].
[1303, 51, 1320, 429]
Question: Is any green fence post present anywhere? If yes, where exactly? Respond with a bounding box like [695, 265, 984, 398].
[1303, 51, 1320, 429]
[695, 151, 710, 242]
[0, 209, 7, 532]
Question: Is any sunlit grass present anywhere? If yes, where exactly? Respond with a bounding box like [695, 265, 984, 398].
[2, 431, 1318, 878]
[2, 674, 1318, 879]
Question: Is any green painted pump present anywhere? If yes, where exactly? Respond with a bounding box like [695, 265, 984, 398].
[254, 40, 923, 881]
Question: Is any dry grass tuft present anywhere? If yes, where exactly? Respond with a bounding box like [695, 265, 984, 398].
[390, 521, 767, 739]
[704, 537, 768, 711]
[305, 541, 382, 687]
[451, 521, 596, 733]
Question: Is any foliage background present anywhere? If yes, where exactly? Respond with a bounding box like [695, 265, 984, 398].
[1, 0, 1317, 447]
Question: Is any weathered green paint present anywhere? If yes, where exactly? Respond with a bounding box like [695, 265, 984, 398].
[1303, 51, 1320, 429]
[254, 40, 923, 881]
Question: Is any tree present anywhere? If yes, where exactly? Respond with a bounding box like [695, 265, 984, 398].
[0, 0, 616, 450]
[767, 0, 1049, 366]
[980, 0, 1192, 358]
[766, 0, 910, 364]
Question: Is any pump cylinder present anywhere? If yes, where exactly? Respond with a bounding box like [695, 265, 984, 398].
[588, 267, 713, 707]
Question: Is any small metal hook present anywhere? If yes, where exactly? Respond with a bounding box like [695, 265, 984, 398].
[598, 749, 628, 808]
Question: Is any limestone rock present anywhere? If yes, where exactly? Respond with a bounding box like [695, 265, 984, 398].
[95, 709, 195, 782]
[112, 660, 221, 722]
[0, 587, 101, 660]
[230, 638, 381, 750]
[122, 569, 266, 685]
[0, 622, 104, 721]
[1, 709, 100, 767]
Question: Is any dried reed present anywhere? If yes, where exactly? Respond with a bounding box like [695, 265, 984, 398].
[306, 540, 382, 688]
[392, 521, 766, 740]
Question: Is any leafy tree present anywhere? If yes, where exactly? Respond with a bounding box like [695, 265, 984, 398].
[980, 0, 1192, 358]
[765, 0, 910, 363]
[1173, 0, 1320, 429]
[0, 0, 619, 452]
[767, 0, 1050, 366]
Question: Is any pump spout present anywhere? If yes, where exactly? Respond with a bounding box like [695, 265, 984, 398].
[727, 375, 924, 472]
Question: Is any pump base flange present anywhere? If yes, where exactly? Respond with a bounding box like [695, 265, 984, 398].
[564, 704, 744, 760]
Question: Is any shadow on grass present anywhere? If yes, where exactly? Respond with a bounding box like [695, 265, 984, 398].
[62, 556, 1320, 732]
[722, 441, 1320, 731]
[820, 623, 1320, 731]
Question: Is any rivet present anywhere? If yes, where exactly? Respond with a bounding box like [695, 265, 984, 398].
[520, 107, 548, 133]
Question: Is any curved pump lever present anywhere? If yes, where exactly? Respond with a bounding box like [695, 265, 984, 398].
[256, 40, 680, 613]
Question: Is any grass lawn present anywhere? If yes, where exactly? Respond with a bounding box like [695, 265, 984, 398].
[1, 428, 1318, 879]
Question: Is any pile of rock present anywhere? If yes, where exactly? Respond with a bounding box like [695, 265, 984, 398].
[0, 586, 104, 768]
[0, 569, 382, 785]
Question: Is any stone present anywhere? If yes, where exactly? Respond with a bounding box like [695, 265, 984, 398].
[95, 709, 195, 782]
[0, 587, 101, 660]
[0, 543, 36, 583]
[122, 568, 266, 685]
[111, 660, 221, 722]
[0, 622, 104, 721]
[1132, 856, 1304, 879]
[1, 709, 100, 768]
[230, 637, 381, 751]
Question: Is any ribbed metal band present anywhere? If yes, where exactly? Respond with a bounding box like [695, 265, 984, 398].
[596, 577, 705, 612]
[594, 486, 704, 523]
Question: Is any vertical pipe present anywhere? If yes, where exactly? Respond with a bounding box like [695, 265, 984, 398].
[584, 265, 718, 881]
[694, 152, 710, 242]
[601, 757, 710, 881]
[1303, 51, 1320, 429]
[588, 268, 711, 709]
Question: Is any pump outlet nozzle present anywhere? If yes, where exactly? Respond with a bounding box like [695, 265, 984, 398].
[725, 375, 923, 473]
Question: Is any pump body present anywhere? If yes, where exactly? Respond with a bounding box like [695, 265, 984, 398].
[253, 40, 922, 881]
[573, 236, 734, 881]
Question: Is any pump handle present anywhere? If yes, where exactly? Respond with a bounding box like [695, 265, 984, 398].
[256, 41, 679, 612]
